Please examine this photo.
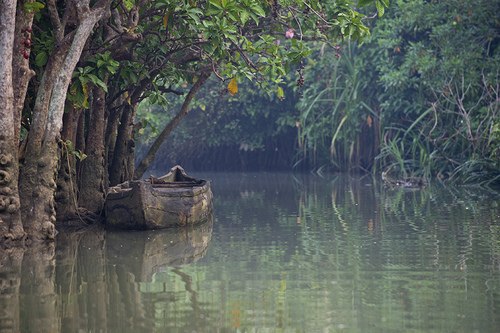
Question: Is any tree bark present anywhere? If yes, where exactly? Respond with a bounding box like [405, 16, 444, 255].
[109, 104, 135, 185]
[105, 105, 122, 183]
[55, 106, 82, 221]
[78, 85, 107, 214]
[13, 1, 36, 141]
[19, 0, 112, 242]
[134, 69, 212, 179]
[0, 0, 25, 244]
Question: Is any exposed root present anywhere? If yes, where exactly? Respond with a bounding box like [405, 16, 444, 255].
[58, 207, 103, 228]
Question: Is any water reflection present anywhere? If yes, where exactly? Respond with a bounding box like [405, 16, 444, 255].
[0, 217, 212, 333]
[197, 172, 500, 332]
[0, 243, 58, 333]
[2, 173, 500, 332]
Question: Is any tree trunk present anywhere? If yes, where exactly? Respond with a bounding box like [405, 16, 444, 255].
[13, 1, 36, 141]
[109, 104, 135, 185]
[55, 106, 82, 221]
[134, 69, 212, 179]
[78, 85, 107, 214]
[75, 108, 87, 174]
[19, 0, 112, 242]
[105, 105, 122, 184]
[0, 0, 25, 243]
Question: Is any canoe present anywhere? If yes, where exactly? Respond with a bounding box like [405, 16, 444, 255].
[104, 166, 213, 230]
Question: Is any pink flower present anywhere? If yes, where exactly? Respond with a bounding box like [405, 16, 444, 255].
[285, 28, 294, 39]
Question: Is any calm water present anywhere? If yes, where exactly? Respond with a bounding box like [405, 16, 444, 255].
[1, 172, 500, 333]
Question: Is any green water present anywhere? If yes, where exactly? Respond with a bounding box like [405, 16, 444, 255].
[3, 172, 500, 332]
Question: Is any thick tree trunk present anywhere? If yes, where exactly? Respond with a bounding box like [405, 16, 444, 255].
[19, 0, 112, 242]
[134, 70, 212, 179]
[109, 104, 135, 185]
[78, 86, 107, 214]
[55, 106, 82, 221]
[0, 0, 25, 243]
[105, 106, 122, 184]
[74, 108, 86, 171]
[12, 1, 36, 141]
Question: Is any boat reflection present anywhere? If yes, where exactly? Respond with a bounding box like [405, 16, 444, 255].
[0, 215, 213, 333]
[107, 215, 213, 280]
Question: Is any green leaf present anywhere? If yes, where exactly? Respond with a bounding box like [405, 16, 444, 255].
[240, 10, 249, 25]
[123, 0, 135, 11]
[93, 79, 108, 92]
[358, 0, 375, 6]
[87, 73, 101, 84]
[249, 12, 259, 25]
[210, 0, 223, 9]
[65, 140, 74, 152]
[187, 12, 201, 24]
[277, 86, 285, 99]
[72, 150, 87, 161]
[251, 4, 266, 17]
[24, 1, 45, 13]
[35, 52, 48, 68]
[375, 0, 385, 17]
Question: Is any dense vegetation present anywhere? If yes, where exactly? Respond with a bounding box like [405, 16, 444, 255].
[1, 0, 382, 243]
[138, 0, 500, 186]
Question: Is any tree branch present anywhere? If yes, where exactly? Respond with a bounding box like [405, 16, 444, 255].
[46, 0, 63, 42]
[156, 86, 184, 96]
[134, 67, 212, 179]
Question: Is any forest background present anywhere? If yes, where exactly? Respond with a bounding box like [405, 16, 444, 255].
[138, 0, 499, 186]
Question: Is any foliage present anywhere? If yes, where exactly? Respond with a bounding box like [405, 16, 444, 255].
[270, 0, 499, 185]
[67, 52, 119, 109]
[292, 41, 378, 172]
[23, 1, 45, 13]
[122, 0, 382, 104]
[369, 0, 500, 185]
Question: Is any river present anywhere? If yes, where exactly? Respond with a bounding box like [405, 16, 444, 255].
[2, 172, 499, 332]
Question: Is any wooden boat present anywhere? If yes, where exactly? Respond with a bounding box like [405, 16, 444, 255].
[104, 166, 213, 230]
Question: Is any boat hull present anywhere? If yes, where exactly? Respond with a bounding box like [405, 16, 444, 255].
[105, 179, 213, 230]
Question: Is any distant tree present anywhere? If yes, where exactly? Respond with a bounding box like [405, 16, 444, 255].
[370, 0, 499, 183]
[268, 0, 499, 182]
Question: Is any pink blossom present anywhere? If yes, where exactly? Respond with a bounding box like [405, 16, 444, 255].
[285, 28, 294, 39]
